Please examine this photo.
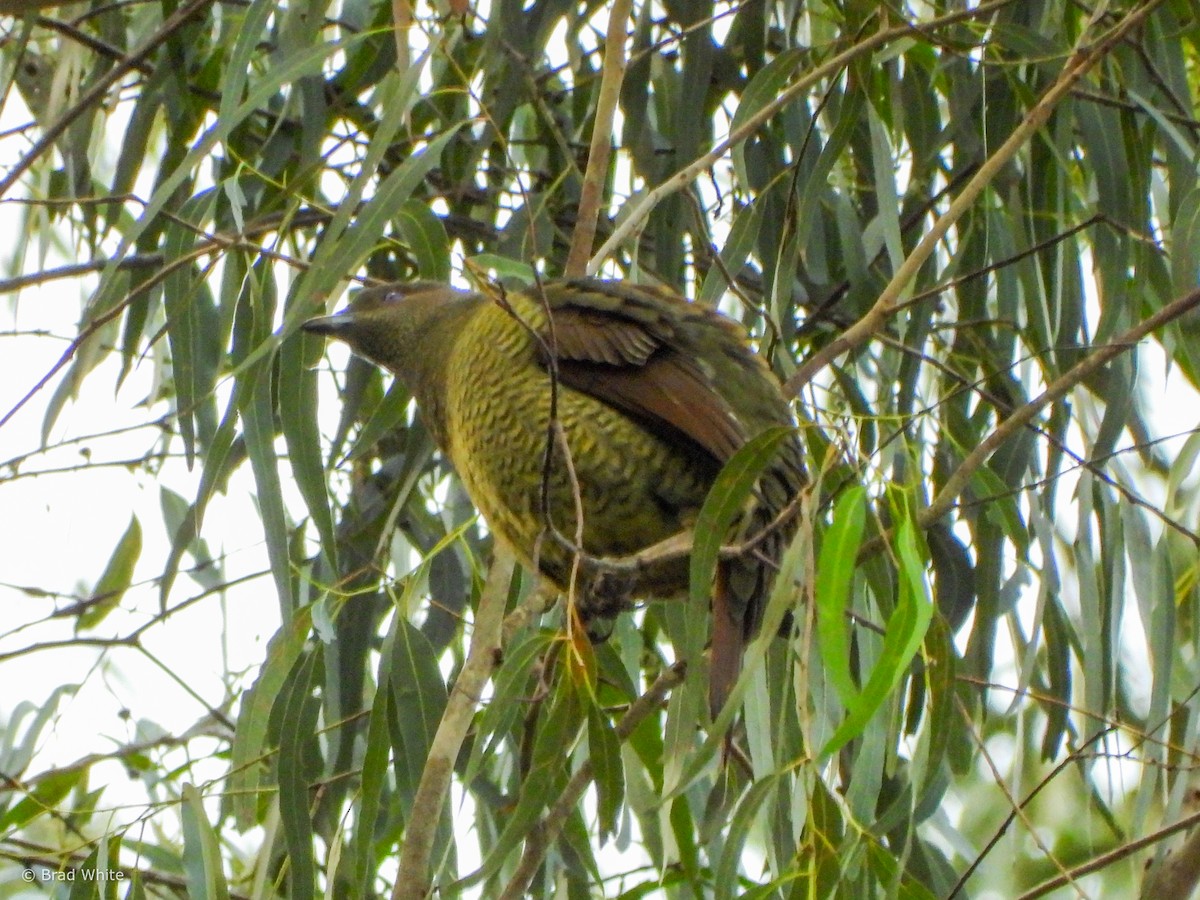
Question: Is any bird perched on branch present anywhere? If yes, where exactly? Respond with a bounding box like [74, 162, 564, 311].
[304, 277, 805, 716]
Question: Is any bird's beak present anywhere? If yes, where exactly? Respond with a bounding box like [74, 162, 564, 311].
[302, 310, 357, 337]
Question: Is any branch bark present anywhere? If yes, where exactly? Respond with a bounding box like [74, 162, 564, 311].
[564, 0, 633, 277]
[392, 550, 515, 900]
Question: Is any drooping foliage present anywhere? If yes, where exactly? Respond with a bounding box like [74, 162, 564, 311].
[2, 1, 1200, 897]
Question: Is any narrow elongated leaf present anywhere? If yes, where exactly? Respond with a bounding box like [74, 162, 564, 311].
[0, 768, 83, 831]
[462, 671, 581, 890]
[396, 200, 451, 281]
[273, 648, 323, 900]
[730, 49, 803, 186]
[353, 675, 395, 896]
[77, 515, 141, 631]
[230, 611, 312, 829]
[821, 517, 933, 760]
[181, 783, 230, 900]
[386, 618, 449, 812]
[815, 485, 867, 707]
[587, 701, 624, 842]
[690, 426, 795, 611]
[161, 190, 218, 468]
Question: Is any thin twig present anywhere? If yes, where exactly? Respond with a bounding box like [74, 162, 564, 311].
[947, 697, 1115, 898]
[0, 235, 255, 432]
[1021, 808, 1200, 900]
[923, 284, 1200, 529]
[496, 662, 687, 900]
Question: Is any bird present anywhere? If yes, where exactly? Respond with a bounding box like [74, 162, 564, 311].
[303, 277, 805, 717]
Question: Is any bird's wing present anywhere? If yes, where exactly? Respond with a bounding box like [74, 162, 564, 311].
[534, 279, 746, 463]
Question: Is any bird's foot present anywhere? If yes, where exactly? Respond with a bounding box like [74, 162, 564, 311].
[574, 569, 637, 643]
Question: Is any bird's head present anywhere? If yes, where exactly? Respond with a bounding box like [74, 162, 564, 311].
[302, 281, 474, 380]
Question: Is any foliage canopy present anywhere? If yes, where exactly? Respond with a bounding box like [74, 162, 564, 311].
[3, 1, 1200, 898]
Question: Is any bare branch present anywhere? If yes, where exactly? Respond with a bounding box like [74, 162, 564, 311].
[392, 550, 515, 900]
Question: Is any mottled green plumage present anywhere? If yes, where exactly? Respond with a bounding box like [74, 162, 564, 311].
[304, 278, 804, 715]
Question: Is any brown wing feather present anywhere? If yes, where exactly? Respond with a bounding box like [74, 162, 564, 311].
[550, 311, 660, 366]
[538, 282, 746, 464]
[555, 355, 744, 464]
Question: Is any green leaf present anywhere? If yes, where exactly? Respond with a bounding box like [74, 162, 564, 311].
[279, 308, 338, 575]
[1076, 99, 1134, 228]
[0, 768, 83, 831]
[68, 837, 117, 900]
[466, 630, 554, 786]
[229, 611, 312, 829]
[462, 253, 537, 285]
[730, 48, 803, 186]
[273, 647, 323, 900]
[1172, 186, 1200, 297]
[464, 671, 581, 890]
[714, 774, 781, 900]
[181, 783, 230, 900]
[92, 29, 373, 318]
[587, 701, 624, 842]
[0, 688, 76, 800]
[277, 118, 464, 365]
[346, 381, 424, 463]
[697, 199, 765, 307]
[396, 200, 450, 281]
[239, 357, 294, 617]
[690, 425, 795, 634]
[353, 674, 395, 896]
[217, 0, 278, 121]
[161, 189, 219, 468]
[77, 516, 142, 631]
[815, 486, 867, 707]
[386, 618, 449, 812]
[915, 615, 957, 805]
[821, 517, 933, 760]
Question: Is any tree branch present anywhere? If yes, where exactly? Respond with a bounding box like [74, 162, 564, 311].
[564, 0, 632, 277]
[392, 550, 515, 900]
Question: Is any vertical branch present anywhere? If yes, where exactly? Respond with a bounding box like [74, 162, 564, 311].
[392, 550, 516, 900]
[563, 0, 632, 277]
[392, 0, 412, 75]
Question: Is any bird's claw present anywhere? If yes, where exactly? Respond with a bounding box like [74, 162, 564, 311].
[574, 569, 637, 643]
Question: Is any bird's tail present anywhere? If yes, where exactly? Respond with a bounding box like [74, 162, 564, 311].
[709, 562, 745, 720]
[709, 438, 805, 720]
